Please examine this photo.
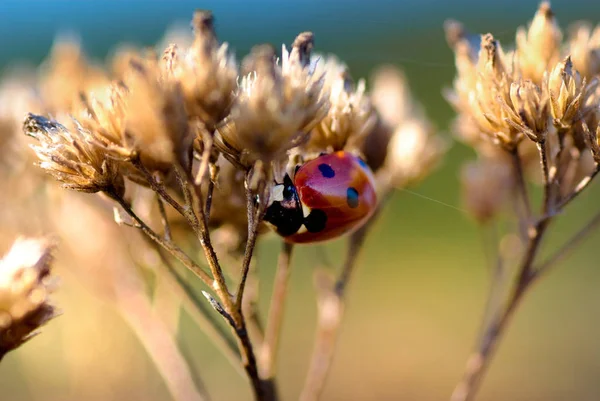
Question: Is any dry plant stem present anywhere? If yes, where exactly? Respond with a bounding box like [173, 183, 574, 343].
[157, 194, 173, 241]
[301, 192, 390, 401]
[182, 168, 266, 401]
[111, 191, 213, 286]
[537, 139, 552, 214]
[510, 147, 533, 221]
[535, 208, 600, 275]
[555, 164, 600, 210]
[194, 129, 214, 186]
[259, 242, 295, 379]
[132, 158, 188, 218]
[234, 178, 264, 309]
[451, 154, 599, 401]
[114, 265, 208, 401]
[151, 244, 245, 377]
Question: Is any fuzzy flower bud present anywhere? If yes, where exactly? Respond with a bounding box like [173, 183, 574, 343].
[0, 237, 57, 357]
[24, 114, 125, 197]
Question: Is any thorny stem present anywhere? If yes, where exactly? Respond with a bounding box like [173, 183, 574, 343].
[450, 153, 600, 401]
[111, 191, 213, 287]
[300, 191, 391, 401]
[259, 242, 294, 379]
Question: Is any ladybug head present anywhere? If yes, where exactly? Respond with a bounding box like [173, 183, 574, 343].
[263, 174, 304, 237]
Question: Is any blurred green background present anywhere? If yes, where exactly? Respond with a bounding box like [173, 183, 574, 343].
[1, 1, 600, 400]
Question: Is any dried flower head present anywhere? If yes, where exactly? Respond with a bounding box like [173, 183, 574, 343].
[502, 79, 549, 142]
[365, 66, 433, 172]
[168, 10, 238, 128]
[307, 56, 375, 154]
[217, 36, 328, 167]
[122, 60, 191, 171]
[382, 119, 447, 188]
[461, 158, 515, 223]
[24, 114, 125, 197]
[39, 39, 108, 114]
[568, 22, 600, 79]
[0, 237, 57, 356]
[515, 2, 562, 84]
[546, 56, 595, 129]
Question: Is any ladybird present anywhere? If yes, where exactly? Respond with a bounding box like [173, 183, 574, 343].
[264, 151, 377, 243]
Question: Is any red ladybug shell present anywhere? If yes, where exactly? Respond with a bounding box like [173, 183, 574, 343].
[285, 151, 377, 243]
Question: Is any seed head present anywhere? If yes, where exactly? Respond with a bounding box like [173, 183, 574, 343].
[383, 119, 448, 188]
[461, 158, 514, 223]
[170, 10, 238, 128]
[24, 114, 125, 197]
[515, 2, 562, 84]
[217, 37, 328, 167]
[308, 56, 375, 154]
[546, 56, 592, 128]
[568, 23, 600, 80]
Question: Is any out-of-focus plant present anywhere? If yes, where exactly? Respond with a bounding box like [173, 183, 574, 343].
[445, 2, 600, 400]
[7, 9, 446, 401]
[0, 237, 57, 360]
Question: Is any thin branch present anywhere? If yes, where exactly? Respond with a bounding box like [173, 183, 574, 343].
[259, 242, 294, 379]
[152, 245, 244, 377]
[450, 216, 549, 401]
[536, 139, 552, 214]
[510, 147, 533, 221]
[535, 208, 600, 276]
[183, 167, 266, 400]
[235, 177, 264, 309]
[110, 191, 213, 287]
[555, 164, 600, 211]
[132, 158, 188, 218]
[157, 194, 172, 242]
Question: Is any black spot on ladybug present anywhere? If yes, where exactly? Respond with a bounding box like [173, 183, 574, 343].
[304, 209, 328, 233]
[318, 163, 335, 178]
[346, 187, 359, 208]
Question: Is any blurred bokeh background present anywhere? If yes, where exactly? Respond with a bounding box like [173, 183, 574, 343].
[1, 1, 600, 400]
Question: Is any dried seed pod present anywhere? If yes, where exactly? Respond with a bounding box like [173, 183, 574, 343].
[217, 37, 328, 168]
[24, 114, 125, 198]
[307, 56, 375, 154]
[515, 2, 562, 84]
